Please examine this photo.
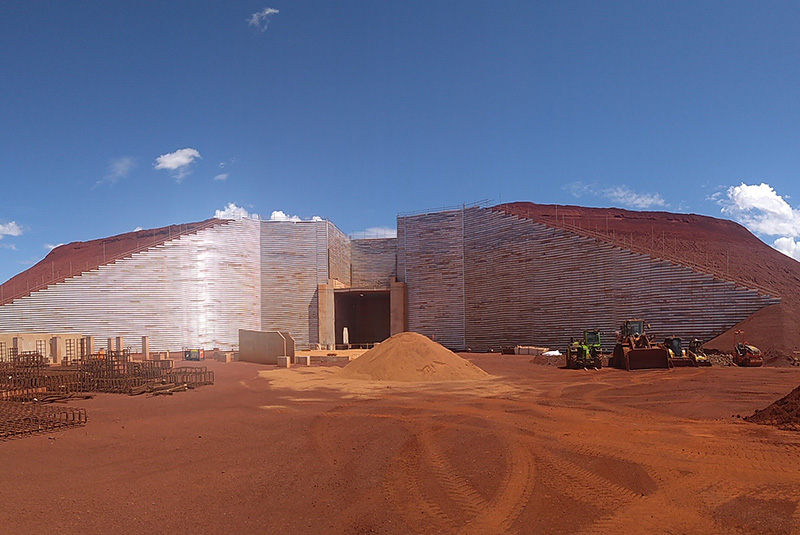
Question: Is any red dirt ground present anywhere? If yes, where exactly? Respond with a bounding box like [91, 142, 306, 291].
[2, 357, 799, 535]
[0, 219, 221, 305]
[496, 202, 800, 355]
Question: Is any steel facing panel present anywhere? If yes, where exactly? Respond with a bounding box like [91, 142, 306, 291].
[0, 220, 262, 351]
[327, 223, 352, 287]
[399, 207, 778, 351]
[351, 238, 397, 289]
[260, 220, 330, 348]
[397, 210, 466, 348]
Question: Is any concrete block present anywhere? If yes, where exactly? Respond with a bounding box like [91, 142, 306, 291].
[296, 355, 311, 366]
[239, 329, 296, 365]
[277, 355, 292, 368]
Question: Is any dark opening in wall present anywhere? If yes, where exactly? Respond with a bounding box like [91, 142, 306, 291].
[334, 290, 390, 345]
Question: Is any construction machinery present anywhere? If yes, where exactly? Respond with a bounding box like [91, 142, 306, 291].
[566, 329, 603, 369]
[732, 330, 763, 367]
[661, 336, 695, 367]
[687, 339, 712, 367]
[611, 319, 670, 371]
[183, 349, 203, 361]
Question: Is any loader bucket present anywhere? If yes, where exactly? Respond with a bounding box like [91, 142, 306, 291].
[669, 356, 695, 367]
[624, 348, 670, 370]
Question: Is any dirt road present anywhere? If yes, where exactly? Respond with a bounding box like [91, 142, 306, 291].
[2, 356, 799, 534]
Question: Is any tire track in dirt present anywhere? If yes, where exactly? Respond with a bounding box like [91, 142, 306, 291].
[371, 404, 537, 535]
[309, 376, 800, 535]
[383, 434, 456, 534]
[518, 401, 792, 534]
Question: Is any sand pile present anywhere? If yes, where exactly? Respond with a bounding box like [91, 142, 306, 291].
[339, 332, 490, 382]
[745, 384, 800, 431]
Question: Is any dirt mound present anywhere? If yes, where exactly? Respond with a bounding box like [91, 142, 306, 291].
[745, 384, 800, 431]
[339, 332, 490, 382]
[529, 354, 565, 367]
[495, 202, 800, 354]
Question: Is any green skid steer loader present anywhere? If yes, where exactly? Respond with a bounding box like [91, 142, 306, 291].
[566, 329, 603, 369]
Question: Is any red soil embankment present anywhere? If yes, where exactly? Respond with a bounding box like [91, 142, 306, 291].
[745, 383, 800, 431]
[0, 219, 220, 305]
[495, 202, 800, 355]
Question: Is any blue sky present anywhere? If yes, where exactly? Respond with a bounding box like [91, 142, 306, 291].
[1, 1, 800, 283]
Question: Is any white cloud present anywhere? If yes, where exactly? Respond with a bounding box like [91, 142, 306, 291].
[718, 182, 800, 261]
[101, 156, 135, 185]
[0, 243, 17, 250]
[44, 243, 64, 251]
[214, 205, 325, 223]
[603, 186, 666, 209]
[352, 226, 397, 239]
[720, 183, 800, 237]
[774, 237, 800, 260]
[563, 181, 666, 209]
[213, 173, 229, 181]
[133, 226, 143, 232]
[563, 181, 597, 198]
[154, 148, 201, 182]
[214, 203, 260, 220]
[270, 210, 301, 222]
[248, 7, 279, 32]
[0, 221, 22, 238]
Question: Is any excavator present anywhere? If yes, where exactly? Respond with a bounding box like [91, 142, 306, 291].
[611, 319, 670, 371]
[732, 330, 763, 367]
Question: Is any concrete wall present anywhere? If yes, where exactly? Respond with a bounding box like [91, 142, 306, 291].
[238, 329, 295, 365]
[0, 332, 83, 363]
[398, 207, 779, 351]
[317, 282, 335, 347]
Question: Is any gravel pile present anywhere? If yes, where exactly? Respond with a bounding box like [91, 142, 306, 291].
[709, 354, 735, 367]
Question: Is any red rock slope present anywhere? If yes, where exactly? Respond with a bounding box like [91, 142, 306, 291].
[495, 202, 800, 356]
[0, 219, 224, 306]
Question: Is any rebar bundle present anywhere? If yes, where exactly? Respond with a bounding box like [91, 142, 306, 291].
[0, 400, 87, 440]
[1, 350, 214, 441]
